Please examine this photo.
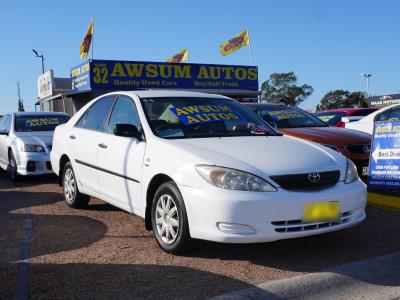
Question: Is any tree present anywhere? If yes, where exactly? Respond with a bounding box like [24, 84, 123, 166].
[316, 90, 367, 112]
[17, 82, 25, 112]
[261, 72, 313, 106]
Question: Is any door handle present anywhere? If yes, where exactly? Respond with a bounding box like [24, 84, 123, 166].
[69, 135, 76, 140]
[98, 143, 108, 149]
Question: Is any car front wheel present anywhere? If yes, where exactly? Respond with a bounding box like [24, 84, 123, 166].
[8, 150, 18, 182]
[62, 162, 90, 208]
[151, 181, 191, 254]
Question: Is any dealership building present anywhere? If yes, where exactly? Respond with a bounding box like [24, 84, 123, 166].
[37, 60, 260, 116]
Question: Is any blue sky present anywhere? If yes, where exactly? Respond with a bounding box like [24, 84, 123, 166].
[1, 0, 399, 112]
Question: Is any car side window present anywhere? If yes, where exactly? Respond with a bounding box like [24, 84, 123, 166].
[0, 116, 5, 130]
[388, 107, 400, 121]
[375, 110, 391, 122]
[76, 97, 115, 131]
[0, 115, 11, 131]
[107, 96, 142, 134]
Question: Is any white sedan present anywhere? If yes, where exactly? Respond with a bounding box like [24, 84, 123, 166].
[0, 112, 70, 180]
[51, 91, 367, 254]
[345, 103, 400, 134]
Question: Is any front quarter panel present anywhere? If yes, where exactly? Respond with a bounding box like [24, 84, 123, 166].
[141, 138, 209, 191]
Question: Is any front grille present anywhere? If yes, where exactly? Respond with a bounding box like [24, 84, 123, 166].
[345, 144, 370, 155]
[272, 211, 352, 233]
[270, 170, 340, 190]
[46, 161, 52, 170]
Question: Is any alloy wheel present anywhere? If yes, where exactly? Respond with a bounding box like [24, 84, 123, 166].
[9, 152, 17, 179]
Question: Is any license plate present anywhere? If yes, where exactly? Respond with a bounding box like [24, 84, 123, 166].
[362, 166, 369, 176]
[303, 202, 340, 223]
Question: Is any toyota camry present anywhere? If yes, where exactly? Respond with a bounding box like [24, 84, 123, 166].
[50, 91, 367, 254]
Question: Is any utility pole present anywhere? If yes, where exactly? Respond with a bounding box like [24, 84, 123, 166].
[17, 82, 25, 112]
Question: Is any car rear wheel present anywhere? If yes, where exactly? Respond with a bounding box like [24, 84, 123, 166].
[8, 151, 19, 182]
[151, 181, 191, 254]
[62, 162, 90, 208]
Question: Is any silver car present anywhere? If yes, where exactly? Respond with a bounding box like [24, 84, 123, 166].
[0, 112, 70, 180]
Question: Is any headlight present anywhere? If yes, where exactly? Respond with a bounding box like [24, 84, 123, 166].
[345, 159, 359, 184]
[322, 144, 340, 152]
[195, 165, 277, 192]
[21, 144, 45, 152]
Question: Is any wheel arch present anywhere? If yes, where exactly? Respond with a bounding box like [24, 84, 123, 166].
[144, 173, 174, 230]
[8, 145, 17, 163]
[59, 154, 71, 186]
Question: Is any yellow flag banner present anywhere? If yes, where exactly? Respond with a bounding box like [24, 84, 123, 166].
[80, 18, 94, 59]
[167, 49, 189, 63]
[219, 30, 249, 56]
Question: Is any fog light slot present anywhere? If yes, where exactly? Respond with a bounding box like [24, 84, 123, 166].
[217, 223, 256, 234]
[27, 161, 36, 172]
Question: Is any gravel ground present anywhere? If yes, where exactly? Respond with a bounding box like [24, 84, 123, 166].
[1, 170, 399, 299]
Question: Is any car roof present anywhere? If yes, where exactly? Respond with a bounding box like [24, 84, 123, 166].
[14, 112, 69, 117]
[242, 102, 291, 109]
[318, 108, 376, 113]
[103, 90, 232, 100]
[353, 103, 400, 122]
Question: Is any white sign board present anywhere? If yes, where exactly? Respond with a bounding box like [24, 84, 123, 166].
[37, 70, 54, 99]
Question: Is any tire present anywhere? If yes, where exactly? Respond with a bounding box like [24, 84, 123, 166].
[151, 181, 191, 254]
[62, 161, 90, 208]
[8, 150, 19, 182]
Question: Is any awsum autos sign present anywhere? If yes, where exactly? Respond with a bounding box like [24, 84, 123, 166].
[71, 59, 258, 92]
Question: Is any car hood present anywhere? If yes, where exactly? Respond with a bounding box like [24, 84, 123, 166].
[279, 126, 371, 147]
[170, 135, 346, 179]
[15, 131, 54, 146]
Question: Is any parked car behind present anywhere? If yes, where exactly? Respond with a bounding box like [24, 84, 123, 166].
[345, 103, 400, 135]
[244, 103, 372, 179]
[316, 108, 377, 127]
[0, 112, 70, 180]
[51, 91, 366, 254]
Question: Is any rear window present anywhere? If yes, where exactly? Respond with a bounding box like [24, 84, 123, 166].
[15, 115, 70, 132]
[351, 109, 377, 117]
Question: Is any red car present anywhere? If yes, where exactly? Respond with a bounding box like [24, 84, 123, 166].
[316, 108, 377, 128]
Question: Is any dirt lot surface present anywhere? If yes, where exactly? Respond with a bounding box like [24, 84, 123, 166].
[1, 171, 400, 299]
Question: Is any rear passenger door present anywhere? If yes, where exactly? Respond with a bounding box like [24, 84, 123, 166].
[68, 97, 115, 196]
[97, 95, 146, 213]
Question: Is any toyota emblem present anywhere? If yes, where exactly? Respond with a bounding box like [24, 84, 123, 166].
[308, 172, 321, 183]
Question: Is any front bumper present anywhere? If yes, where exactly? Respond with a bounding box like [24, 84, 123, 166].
[14, 151, 54, 176]
[179, 180, 367, 243]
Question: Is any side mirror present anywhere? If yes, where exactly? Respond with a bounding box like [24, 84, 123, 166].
[341, 117, 350, 124]
[341, 116, 363, 124]
[114, 123, 142, 140]
[0, 129, 9, 136]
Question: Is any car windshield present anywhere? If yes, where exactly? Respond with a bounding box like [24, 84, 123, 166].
[140, 97, 279, 139]
[248, 106, 329, 129]
[316, 112, 347, 125]
[15, 115, 70, 132]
